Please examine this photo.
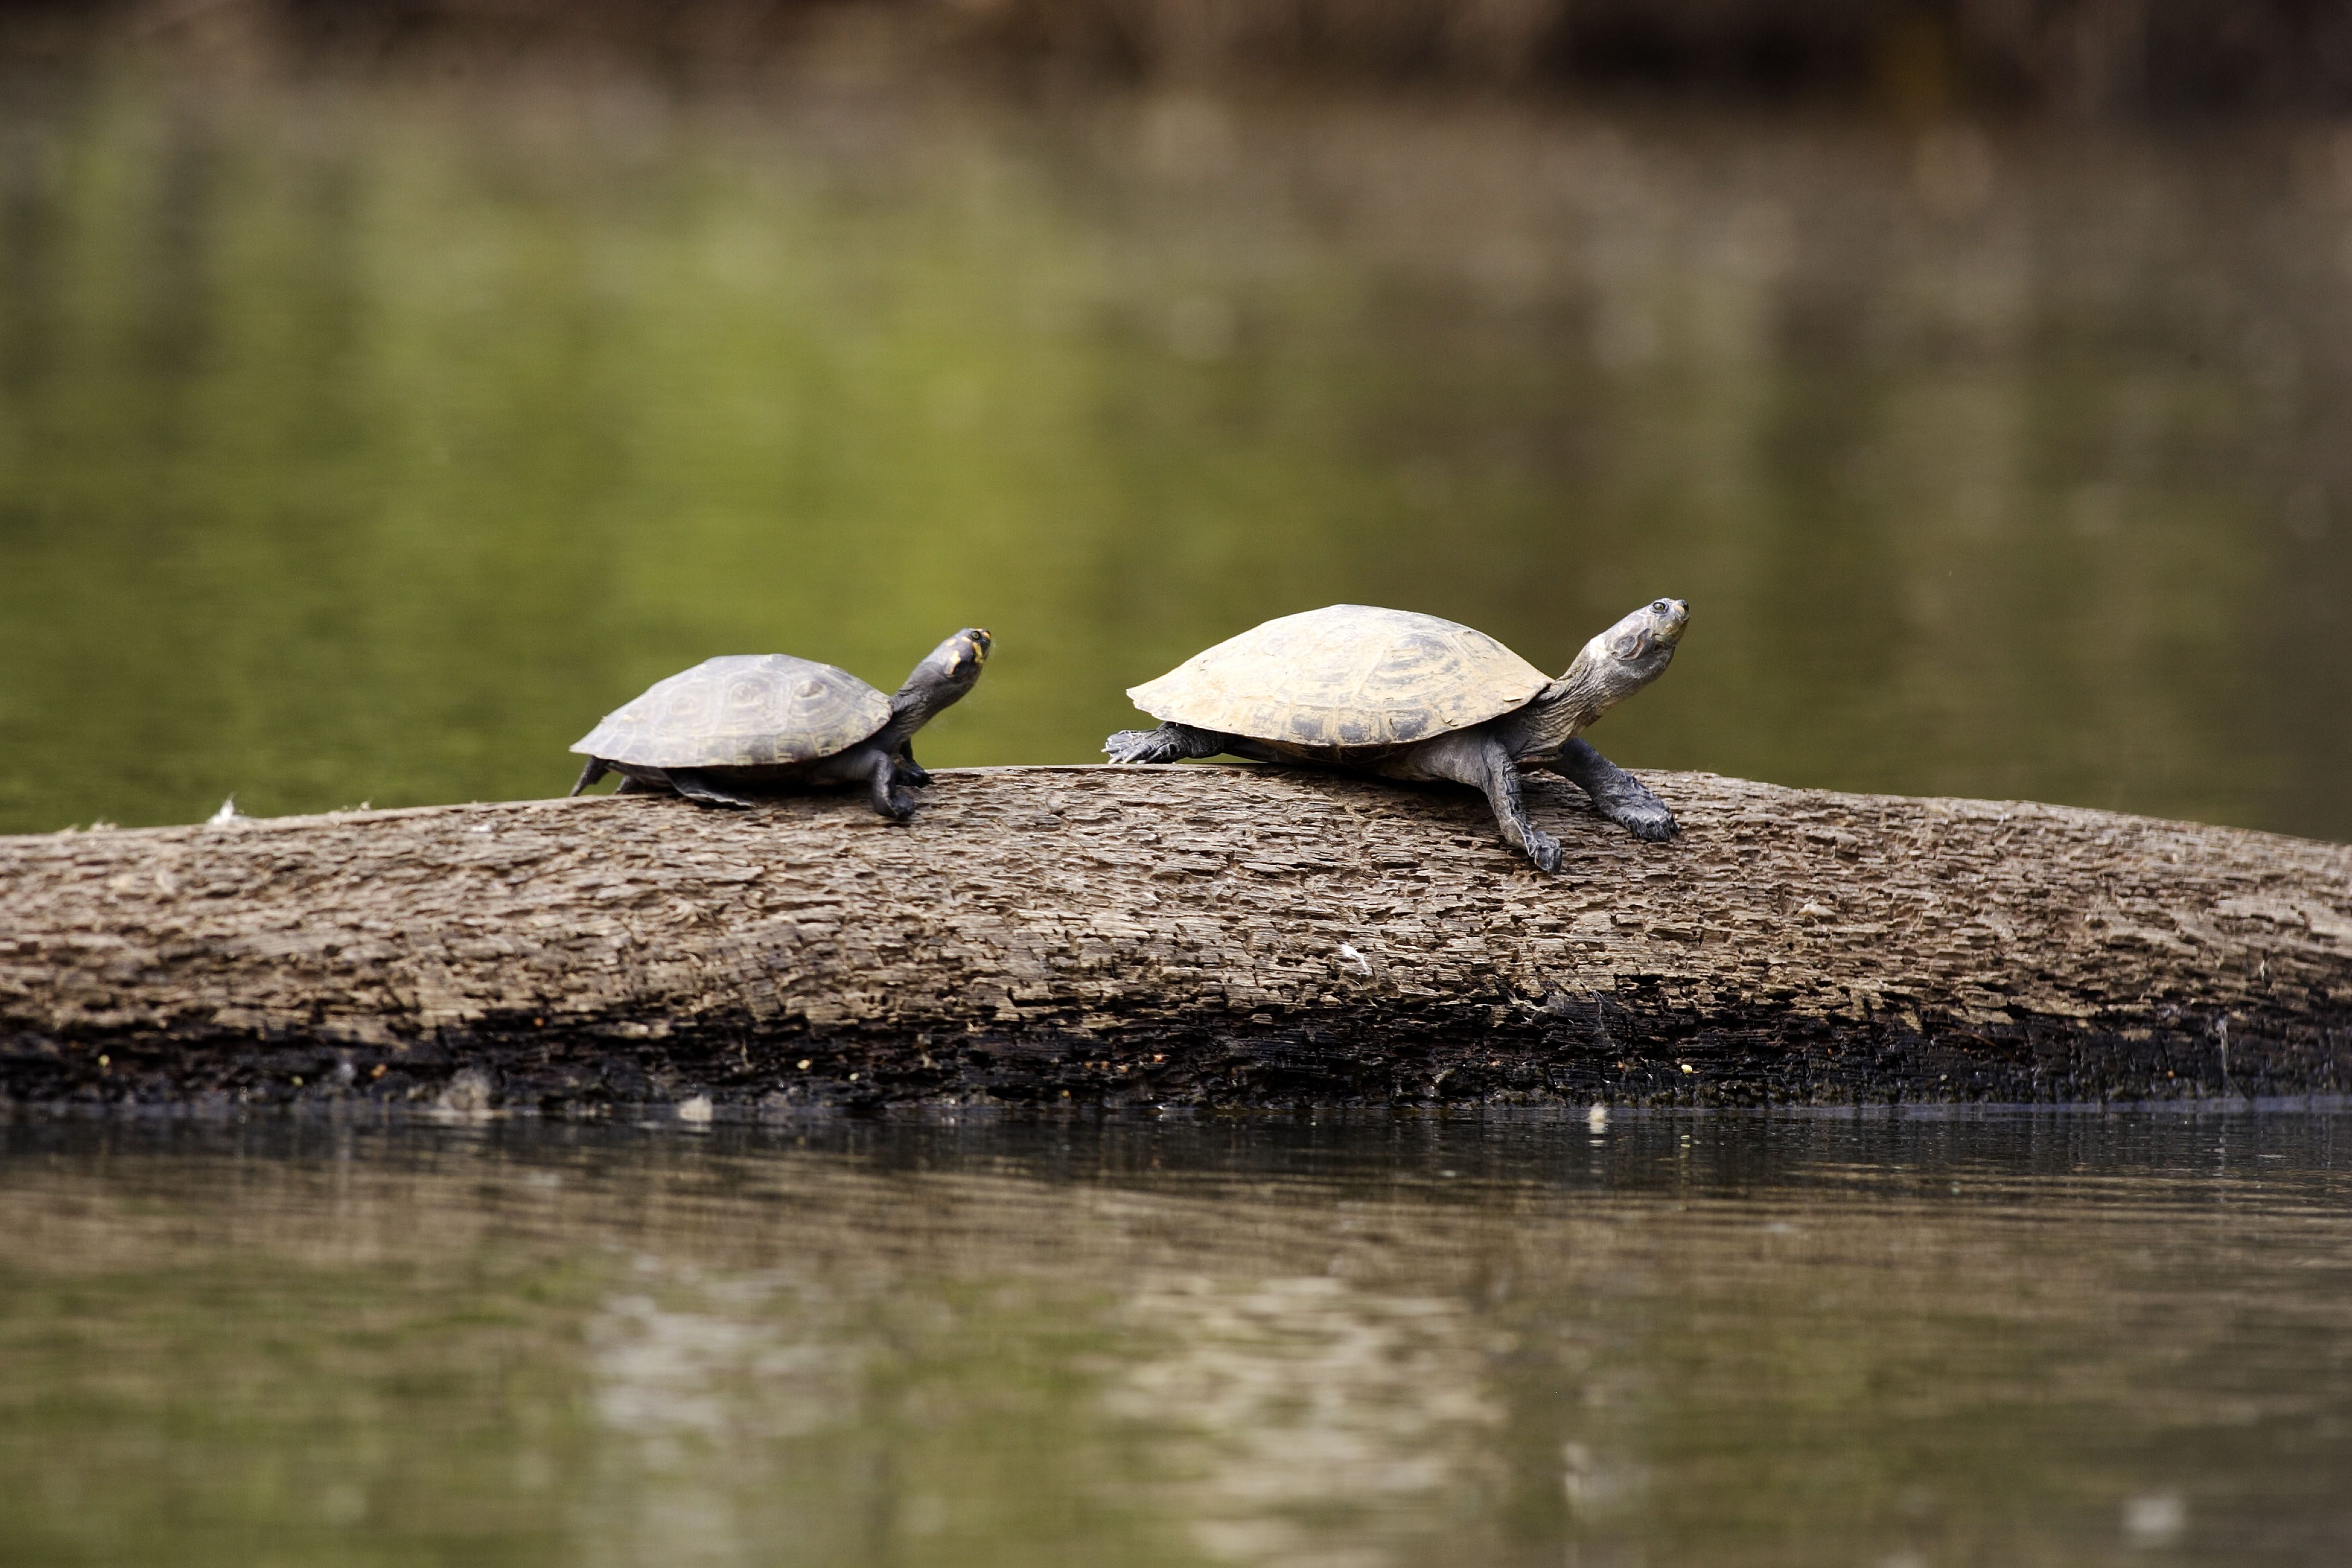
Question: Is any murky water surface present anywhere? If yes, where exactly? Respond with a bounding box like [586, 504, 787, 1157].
[3, 79, 2350, 839]
[9, 69, 2350, 1566]
[2, 1111, 2348, 1566]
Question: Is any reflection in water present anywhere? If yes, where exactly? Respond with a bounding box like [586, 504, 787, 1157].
[1108, 1273, 1504, 1566]
[577, 1262, 875, 1568]
[1, 1114, 2350, 1566]
[0, 82, 2347, 837]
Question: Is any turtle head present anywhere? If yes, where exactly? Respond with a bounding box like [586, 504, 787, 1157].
[1533, 598, 1689, 743]
[887, 629, 992, 735]
[928, 627, 991, 689]
[1599, 597, 1688, 678]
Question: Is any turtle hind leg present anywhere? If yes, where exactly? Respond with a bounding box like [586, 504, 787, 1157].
[570, 757, 610, 797]
[613, 771, 672, 796]
[1541, 738, 1677, 841]
[663, 768, 762, 810]
[1104, 722, 1234, 765]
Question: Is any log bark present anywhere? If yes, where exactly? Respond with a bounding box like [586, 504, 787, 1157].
[3, 766, 2348, 1112]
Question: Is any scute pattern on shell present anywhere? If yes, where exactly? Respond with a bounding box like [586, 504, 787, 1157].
[1127, 605, 1552, 747]
[571, 654, 892, 768]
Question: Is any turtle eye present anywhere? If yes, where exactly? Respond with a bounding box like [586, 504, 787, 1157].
[1650, 599, 1671, 614]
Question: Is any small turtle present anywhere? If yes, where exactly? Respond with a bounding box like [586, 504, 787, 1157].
[1104, 601, 1687, 871]
[569, 629, 990, 819]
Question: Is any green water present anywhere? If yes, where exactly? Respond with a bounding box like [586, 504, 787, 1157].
[2, 77, 2347, 838]
[9, 74, 2351, 1567]
[3, 1112, 2348, 1567]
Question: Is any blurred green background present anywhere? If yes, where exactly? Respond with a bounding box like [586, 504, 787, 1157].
[2, 47, 2348, 837]
[7, 13, 2352, 1568]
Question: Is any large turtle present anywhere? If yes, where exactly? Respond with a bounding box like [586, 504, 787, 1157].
[1104, 601, 1687, 871]
[570, 629, 990, 819]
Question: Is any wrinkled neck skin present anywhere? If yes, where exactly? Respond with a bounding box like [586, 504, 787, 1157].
[1500, 636, 1665, 760]
[876, 669, 962, 751]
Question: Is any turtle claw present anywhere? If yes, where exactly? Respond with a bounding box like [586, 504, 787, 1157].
[1103, 729, 1160, 764]
[1106, 723, 1231, 766]
[894, 758, 932, 788]
[1611, 803, 1679, 842]
[1525, 831, 1564, 874]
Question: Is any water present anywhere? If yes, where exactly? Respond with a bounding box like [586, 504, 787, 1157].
[0, 1111, 2345, 1566]
[9, 66, 2350, 1565]
[3, 77, 2349, 840]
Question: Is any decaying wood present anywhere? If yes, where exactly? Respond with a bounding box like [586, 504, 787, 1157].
[2, 766, 2348, 1111]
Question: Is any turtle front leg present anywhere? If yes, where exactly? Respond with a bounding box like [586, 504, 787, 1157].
[1409, 732, 1563, 873]
[1474, 743, 1563, 873]
[894, 744, 931, 788]
[1541, 738, 1677, 841]
[863, 746, 917, 822]
[1104, 722, 1234, 765]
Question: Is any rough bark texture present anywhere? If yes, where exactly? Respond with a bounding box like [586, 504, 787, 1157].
[3, 766, 2348, 1113]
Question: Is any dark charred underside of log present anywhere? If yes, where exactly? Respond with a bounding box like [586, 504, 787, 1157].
[7, 1003, 2346, 1117]
[4, 767, 2348, 1114]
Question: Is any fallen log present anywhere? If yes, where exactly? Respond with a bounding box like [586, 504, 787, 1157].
[2, 766, 2347, 1111]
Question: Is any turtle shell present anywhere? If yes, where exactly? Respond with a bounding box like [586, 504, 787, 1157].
[1127, 605, 1552, 749]
[571, 654, 892, 768]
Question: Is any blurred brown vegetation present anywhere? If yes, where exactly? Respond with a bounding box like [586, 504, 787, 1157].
[7, 0, 2352, 117]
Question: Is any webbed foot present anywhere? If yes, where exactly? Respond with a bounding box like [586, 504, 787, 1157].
[894, 757, 932, 788]
[1105, 722, 1230, 765]
[1544, 739, 1679, 842]
[1104, 728, 1164, 764]
[1603, 798, 1679, 842]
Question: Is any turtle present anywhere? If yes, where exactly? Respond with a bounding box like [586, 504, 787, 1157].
[568, 628, 991, 819]
[1103, 600, 1687, 872]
